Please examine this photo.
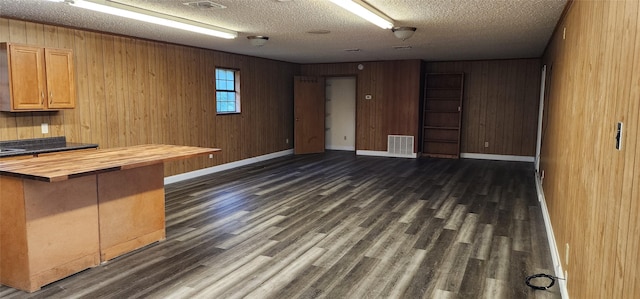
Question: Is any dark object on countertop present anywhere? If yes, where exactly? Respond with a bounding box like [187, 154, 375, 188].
[0, 136, 98, 158]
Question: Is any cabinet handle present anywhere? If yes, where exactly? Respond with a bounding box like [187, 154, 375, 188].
[49, 91, 53, 104]
[41, 91, 44, 105]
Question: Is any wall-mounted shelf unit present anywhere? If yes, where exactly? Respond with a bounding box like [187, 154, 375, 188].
[422, 73, 464, 158]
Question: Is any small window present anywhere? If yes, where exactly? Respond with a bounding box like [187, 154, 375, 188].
[215, 68, 240, 114]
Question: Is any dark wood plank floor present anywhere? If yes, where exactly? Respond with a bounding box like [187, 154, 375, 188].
[0, 151, 561, 299]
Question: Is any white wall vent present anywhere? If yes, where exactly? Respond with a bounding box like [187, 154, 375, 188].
[387, 135, 414, 157]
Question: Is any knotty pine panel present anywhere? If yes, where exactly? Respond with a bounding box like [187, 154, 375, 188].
[0, 17, 296, 177]
[541, 1, 640, 298]
[425, 59, 541, 157]
[300, 60, 422, 152]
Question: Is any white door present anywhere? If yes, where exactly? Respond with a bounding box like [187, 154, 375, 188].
[325, 77, 356, 151]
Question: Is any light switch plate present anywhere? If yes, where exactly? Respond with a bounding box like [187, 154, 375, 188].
[616, 122, 623, 150]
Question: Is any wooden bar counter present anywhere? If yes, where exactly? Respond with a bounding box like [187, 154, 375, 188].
[0, 145, 219, 292]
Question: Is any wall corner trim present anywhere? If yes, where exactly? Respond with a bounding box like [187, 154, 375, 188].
[356, 150, 417, 158]
[164, 149, 294, 185]
[536, 172, 570, 299]
[460, 153, 535, 162]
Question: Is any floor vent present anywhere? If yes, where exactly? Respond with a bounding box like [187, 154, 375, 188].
[387, 135, 414, 156]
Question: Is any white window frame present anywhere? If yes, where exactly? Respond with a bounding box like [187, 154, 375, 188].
[215, 68, 241, 114]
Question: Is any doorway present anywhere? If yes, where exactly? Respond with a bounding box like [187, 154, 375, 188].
[325, 76, 356, 151]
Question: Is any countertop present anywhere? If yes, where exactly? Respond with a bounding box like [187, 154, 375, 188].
[0, 144, 220, 182]
[0, 136, 98, 158]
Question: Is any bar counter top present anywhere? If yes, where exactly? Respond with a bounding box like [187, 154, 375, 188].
[0, 144, 220, 182]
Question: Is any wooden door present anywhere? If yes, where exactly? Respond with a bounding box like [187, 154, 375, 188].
[45, 48, 76, 109]
[294, 76, 325, 154]
[8, 45, 46, 110]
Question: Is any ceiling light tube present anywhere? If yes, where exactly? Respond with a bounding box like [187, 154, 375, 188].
[329, 0, 394, 29]
[67, 0, 237, 39]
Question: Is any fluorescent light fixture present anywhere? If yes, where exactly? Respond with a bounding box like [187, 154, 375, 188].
[67, 0, 237, 39]
[329, 0, 394, 29]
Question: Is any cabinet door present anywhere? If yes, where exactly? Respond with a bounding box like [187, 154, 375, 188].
[45, 48, 75, 109]
[8, 45, 46, 110]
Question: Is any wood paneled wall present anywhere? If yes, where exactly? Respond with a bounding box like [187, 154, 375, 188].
[300, 60, 422, 152]
[425, 59, 541, 157]
[0, 18, 297, 176]
[541, 1, 640, 298]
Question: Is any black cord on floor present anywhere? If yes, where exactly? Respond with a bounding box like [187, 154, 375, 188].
[525, 273, 565, 290]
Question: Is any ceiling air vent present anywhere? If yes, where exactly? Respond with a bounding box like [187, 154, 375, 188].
[182, 1, 226, 9]
[392, 45, 412, 50]
[344, 48, 361, 52]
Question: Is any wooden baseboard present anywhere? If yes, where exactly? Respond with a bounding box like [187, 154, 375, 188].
[29, 253, 100, 293]
[460, 153, 535, 162]
[100, 229, 166, 262]
[356, 150, 417, 158]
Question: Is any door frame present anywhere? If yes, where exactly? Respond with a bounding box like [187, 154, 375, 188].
[535, 64, 547, 172]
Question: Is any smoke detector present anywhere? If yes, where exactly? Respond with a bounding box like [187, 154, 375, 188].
[182, 1, 226, 9]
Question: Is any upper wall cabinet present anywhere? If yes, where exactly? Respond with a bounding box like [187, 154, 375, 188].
[0, 42, 76, 111]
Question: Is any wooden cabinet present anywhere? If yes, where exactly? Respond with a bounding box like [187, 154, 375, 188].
[422, 73, 464, 158]
[0, 175, 100, 292]
[0, 145, 217, 292]
[97, 164, 166, 262]
[0, 165, 164, 292]
[0, 43, 76, 111]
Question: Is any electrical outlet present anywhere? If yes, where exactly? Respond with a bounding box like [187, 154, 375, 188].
[208, 154, 213, 159]
[41, 123, 49, 134]
[565, 243, 570, 265]
[286, 138, 289, 144]
[484, 141, 489, 148]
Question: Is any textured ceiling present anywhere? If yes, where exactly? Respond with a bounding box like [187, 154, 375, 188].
[0, 0, 567, 64]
